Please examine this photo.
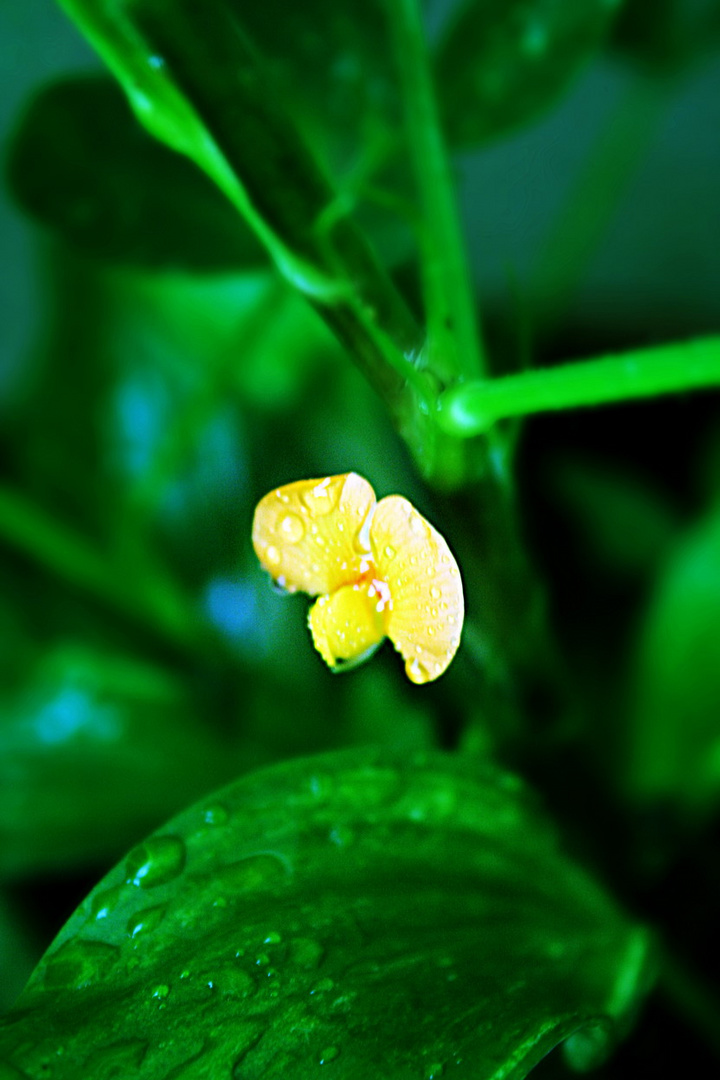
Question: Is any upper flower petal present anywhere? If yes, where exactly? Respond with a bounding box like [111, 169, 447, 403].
[252, 472, 376, 596]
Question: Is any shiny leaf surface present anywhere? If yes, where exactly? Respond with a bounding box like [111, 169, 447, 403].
[0, 749, 653, 1078]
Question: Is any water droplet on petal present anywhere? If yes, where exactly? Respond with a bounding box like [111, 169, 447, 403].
[406, 658, 431, 684]
[384, 544, 396, 560]
[265, 545, 281, 567]
[125, 836, 186, 888]
[430, 586, 441, 600]
[301, 478, 337, 516]
[279, 513, 305, 543]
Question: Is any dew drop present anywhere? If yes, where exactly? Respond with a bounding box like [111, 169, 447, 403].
[216, 965, 257, 999]
[384, 544, 396, 560]
[91, 884, 126, 920]
[430, 586, 441, 600]
[265, 544, 281, 567]
[279, 513, 305, 543]
[127, 904, 166, 939]
[44, 940, 119, 991]
[310, 977, 335, 995]
[406, 658, 431, 685]
[290, 937, 324, 970]
[151, 984, 169, 1000]
[329, 823, 355, 847]
[301, 478, 337, 516]
[264, 930, 283, 945]
[319, 1046, 340, 1064]
[212, 852, 289, 898]
[125, 835, 186, 888]
[203, 803, 229, 826]
[427, 1064, 444, 1079]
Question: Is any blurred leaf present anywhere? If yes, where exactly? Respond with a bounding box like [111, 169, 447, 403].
[6, 75, 264, 271]
[551, 458, 680, 576]
[611, 0, 720, 73]
[55, 0, 428, 459]
[626, 503, 720, 814]
[0, 644, 240, 878]
[0, 748, 653, 1078]
[435, 0, 620, 148]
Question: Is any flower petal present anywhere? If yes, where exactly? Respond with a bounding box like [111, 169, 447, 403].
[308, 582, 387, 670]
[252, 473, 376, 596]
[371, 496, 464, 684]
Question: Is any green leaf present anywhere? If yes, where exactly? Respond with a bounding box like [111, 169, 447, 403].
[55, 0, 435, 477]
[6, 75, 264, 270]
[611, 0, 720, 73]
[0, 748, 653, 1078]
[0, 644, 238, 877]
[434, 0, 620, 148]
[626, 504, 720, 815]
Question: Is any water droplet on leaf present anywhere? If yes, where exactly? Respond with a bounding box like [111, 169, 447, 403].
[125, 836, 186, 888]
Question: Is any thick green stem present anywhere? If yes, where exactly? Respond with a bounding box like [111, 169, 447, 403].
[386, 0, 486, 384]
[438, 337, 720, 436]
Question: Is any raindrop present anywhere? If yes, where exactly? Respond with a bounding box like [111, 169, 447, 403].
[216, 965, 257, 999]
[127, 904, 166, 939]
[319, 1046, 340, 1064]
[265, 544, 281, 567]
[310, 977, 334, 995]
[151, 984, 169, 1000]
[384, 544, 396, 560]
[125, 835, 186, 889]
[301, 478, 337, 517]
[406, 658, 431, 684]
[44, 940, 119, 991]
[264, 931, 282, 945]
[211, 852, 289, 897]
[278, 514, 304, 544]
[290, 937, 324, 970]
[202, 803, 229, 826]
[427, 1064, 444, 1079]
[430, 586, 441, 600]
[91, 884, 126, 920]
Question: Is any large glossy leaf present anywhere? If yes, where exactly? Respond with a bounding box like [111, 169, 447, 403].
[6, 75, 264, 271]
[434, 0, 620, 147]
[0, 748, 653, 1078]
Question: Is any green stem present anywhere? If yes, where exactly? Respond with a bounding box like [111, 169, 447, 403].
[530, 74, 667, 333]
[386, 0, 486, 384]
[0, 485, 202, 653]
[438, 336, 720, 436]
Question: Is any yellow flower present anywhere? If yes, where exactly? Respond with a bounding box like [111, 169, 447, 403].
[252, 473, 464, 683]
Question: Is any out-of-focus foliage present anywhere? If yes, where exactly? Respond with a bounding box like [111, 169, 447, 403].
[435, 0, 621, 147]
[1, 0, 720, 1076]
[6, 75, 264, 271]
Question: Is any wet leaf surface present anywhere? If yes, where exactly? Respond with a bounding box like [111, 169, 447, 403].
[0, 748, 654, 1079]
